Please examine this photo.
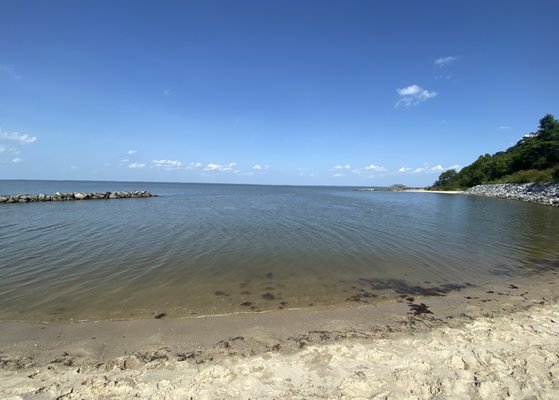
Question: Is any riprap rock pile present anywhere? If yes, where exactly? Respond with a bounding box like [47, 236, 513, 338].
[0, 191, 156, 204]
[465, 183, 559, 207]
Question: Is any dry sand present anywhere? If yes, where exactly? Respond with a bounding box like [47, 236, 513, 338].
[404, 189, 464, 194]
[2, 269, 559, 399]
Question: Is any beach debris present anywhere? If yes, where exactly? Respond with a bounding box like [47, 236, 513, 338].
[345, 292, 377, 303]
[176, 352, 198, 362]
[240, 301, 252, 307]
[154, 313, 167, 319]
[266, 272, 274, 279]
[213, 290, 228, 296]
[408, 303, 433, 316]
[261, 292, 275, 301]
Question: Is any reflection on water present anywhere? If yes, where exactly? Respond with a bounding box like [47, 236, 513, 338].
[1, 180, 559, 322]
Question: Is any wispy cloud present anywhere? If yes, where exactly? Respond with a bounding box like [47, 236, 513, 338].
[186, 162, 203, 169]
[498, 126, 511, 130]
[252, 164, 269, 171]
[128, 162, 145, 169]
[163, 88, 172, 97]
[333, 164, 351, 170]
[0, 130, 37, 144]
[204, 162, 237, 173]
[152, 159, 183, 170]
[297, 168, 315, 177]
[364, 164, 386, 172]
[0, 145, 20, 155]
[0, 129, 36, 163]
[395, 84, 437, 107]
[435, 56, 458, 67]
[398, 164, 460, 174]
[127, 149, 137, 155]
[0, 65, 22, 80]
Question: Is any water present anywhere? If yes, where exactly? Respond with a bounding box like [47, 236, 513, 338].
[1, 180, 559, 322]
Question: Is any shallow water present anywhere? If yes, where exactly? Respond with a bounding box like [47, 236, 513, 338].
[1, 180, 558, 322]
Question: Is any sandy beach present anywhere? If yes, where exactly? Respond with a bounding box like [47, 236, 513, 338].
[2, 268, 559, 399]
[404, 189, 464, 194]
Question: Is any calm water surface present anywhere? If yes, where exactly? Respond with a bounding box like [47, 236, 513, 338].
[1, 180, 559, 322]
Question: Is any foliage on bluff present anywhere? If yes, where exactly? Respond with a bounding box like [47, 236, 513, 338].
[430, 114, 559, 190]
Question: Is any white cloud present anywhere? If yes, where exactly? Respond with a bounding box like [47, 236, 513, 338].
[0, 130, 37, 144]
[398, 164, 459, 174]
[333, 164, 351, 170]
[0, 65, 22, 80]
[364, 164, 386, 172]
[187, 162, 203, 169]
[204, 162, 237, 173]
[163, 89, 172, 97]
[127, 149, 137, 154]
[120, 158, 130, 163]
[395, 84, 437, 107]
[431, 164, 445, 173]
[297, 168, 315, 177]
[105, 163, 111, 167]
[252, 164, 269, 171]
[152, 159, 183, 170]
[435, 56, 458, 67]
[0, 145, 20, 155]
[498, 126, 511, 130]
[332, 173, 344, 177]
[0, 129, 36, 162]
[128, 162, 145, 169]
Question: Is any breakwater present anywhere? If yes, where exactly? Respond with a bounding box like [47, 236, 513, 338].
[0, 190, 156, 204]
[465, 183, 559, 207]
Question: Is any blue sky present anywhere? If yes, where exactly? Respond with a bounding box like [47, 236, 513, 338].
[1, 1, 558, 186]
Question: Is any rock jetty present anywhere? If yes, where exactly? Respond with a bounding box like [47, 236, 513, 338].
[0, 191, 156, 204]
[465, 183, 559, 207]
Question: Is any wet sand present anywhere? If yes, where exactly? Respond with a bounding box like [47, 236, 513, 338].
[1, 269, 559, 399]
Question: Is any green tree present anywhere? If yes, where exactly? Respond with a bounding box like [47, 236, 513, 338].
[431, 169, 460, 190]
[429, 114, 559, 188]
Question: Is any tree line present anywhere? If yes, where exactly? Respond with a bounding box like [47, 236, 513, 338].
[430, 114, 559, 190]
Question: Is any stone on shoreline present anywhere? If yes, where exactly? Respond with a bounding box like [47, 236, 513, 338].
[0, 191, 157, 204]
[465, 183, 559, 207]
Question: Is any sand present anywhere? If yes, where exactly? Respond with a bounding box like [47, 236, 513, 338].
[404, 189, 464, 194]
[2, 269, 559, 399]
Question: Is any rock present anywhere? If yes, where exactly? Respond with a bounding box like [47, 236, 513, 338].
[123, 355, 143, 370]
[1, 190, 156, 204]
[466, 183, 559, 207]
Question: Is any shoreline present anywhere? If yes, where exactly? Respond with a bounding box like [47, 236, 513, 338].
[404, 188, 464, 194]
[2, 268, 559, 398]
